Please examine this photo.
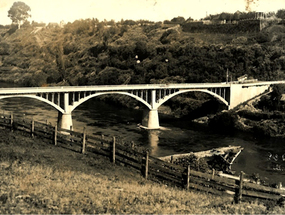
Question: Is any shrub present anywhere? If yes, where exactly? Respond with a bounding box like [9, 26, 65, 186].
[255, 32, 271, 43]
[208, 111, 238, 133]
[173, 154, 209, 172]
[0, 42, 10, 55]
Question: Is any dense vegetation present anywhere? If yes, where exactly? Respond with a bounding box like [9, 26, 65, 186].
[2, 19, 285, 87]
[208, 84, 285, 137]
[1, 17, 285, 118]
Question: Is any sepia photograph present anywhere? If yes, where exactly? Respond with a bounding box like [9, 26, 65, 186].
[0, 0, 285, 213]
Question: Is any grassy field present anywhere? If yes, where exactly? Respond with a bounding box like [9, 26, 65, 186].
[0, 128, 284, 214]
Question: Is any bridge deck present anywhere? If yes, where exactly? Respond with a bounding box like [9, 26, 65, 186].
[0, 81, 280, 95]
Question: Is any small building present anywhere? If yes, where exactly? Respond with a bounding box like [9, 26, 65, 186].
[255, 12, 266, 19]
[237, 74, 248, 82]
[47, 22, 60, 28]
[60, 20, 66, 28]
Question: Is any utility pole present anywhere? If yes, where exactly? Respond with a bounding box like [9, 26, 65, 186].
[226, 68, 229, 84]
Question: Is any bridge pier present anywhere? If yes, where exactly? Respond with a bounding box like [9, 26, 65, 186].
[142, 109, 160, 129]
[57, 112, 73, 131]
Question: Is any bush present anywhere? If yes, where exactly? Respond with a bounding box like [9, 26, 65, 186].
[256, 85, 285, 111]
[173, 154, 209, 172]
[0, 42, 10, 55]
[63, 42, 78, 55]
[208, 111, 238, 133]
[90, 67, 133, 85]
[21, 71, 48, 87]
[160, 29, 179, 44]
[255, 32, 271, 43]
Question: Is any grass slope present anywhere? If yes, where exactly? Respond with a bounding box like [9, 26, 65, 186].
[0, 128, 284, 214]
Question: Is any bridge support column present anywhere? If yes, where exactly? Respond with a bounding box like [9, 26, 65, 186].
[57, 112, 73, 131]
[142, 109, 160, 129]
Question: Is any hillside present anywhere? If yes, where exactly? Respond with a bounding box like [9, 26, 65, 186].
[1, 20, 285, 118]
[0, 128, 284, 214]
[2, 21, 285, 86]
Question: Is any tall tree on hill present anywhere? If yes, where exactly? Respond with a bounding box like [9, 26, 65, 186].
[8, 1, 31, 29]
[277, 9, 285, 19]
[171, 16, 185, 24]
[55, 43, 66, 82]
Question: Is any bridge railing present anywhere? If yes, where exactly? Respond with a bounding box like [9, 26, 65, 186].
[0, 112, 285, 203]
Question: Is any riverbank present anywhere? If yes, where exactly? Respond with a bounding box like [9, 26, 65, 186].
[1, 128, 284, 214]
[208, 101, 285, 139]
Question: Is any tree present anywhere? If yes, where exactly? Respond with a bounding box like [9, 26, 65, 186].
[276, 9, 285, 19]
[8, 1, 31, 29]
[233, 11, 241, 21]
[171, 16, 185, 24]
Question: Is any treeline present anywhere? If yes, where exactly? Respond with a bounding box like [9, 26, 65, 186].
[203, 9, 285, 22]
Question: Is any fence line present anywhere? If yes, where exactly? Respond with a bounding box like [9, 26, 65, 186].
[1, 113, 285, 203]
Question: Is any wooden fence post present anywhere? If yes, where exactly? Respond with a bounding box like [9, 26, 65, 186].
[145, 151, 149, 179]
[131, 141, 135, 150]
[212, 169, 215, 180]
[112, 136, 116, 164]
[82, 127, 86, 154]
[10, 113, 13, 131]
[170, 156, 174, 164]
[44, 120, 48, 135]
[31, 119, 34, 138]
[54, 125, 58, 146]
[186, 165, 190, 190]
[236, 171, 244, 203]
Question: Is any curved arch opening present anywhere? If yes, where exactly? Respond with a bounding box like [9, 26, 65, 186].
[72, 94, 145, 130]
[157, 90, 228, 121]
[0, 95, 64, 113]
[0, 96, 63, 124]
[156, 89, 228, 108]
[70, 92, 151, 112]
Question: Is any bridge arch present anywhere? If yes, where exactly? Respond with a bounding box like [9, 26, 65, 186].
[70, 91, 152, 112]
[0, 95, 65, 113]
[155, 89, 229, 109]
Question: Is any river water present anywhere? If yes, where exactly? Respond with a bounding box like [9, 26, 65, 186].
[0, 83, 285, 185]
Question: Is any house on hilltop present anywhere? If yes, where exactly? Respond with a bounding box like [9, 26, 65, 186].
[47, 22, 59, 28]
[47, 21, 65, 29]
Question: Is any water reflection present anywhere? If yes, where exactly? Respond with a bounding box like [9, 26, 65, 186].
[148, 130, 160, 156]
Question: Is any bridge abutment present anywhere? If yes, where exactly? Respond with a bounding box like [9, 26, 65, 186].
[142, 109, 160, 129]
[228, 84, 270, 109]
[57, 112, 73, 131]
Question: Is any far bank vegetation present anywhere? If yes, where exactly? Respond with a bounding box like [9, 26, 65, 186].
[2, 11, 285, 123]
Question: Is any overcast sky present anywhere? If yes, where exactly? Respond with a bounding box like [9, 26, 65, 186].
[1, 0, 285, 25]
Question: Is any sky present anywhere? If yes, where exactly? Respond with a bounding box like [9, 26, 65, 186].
[0, 0, 285, 25]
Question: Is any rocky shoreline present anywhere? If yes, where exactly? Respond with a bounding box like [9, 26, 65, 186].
[194, 98, 285, 139]
[159, 145, 243, 174]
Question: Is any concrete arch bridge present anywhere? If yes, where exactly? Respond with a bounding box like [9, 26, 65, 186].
[0, 81, 283, 130]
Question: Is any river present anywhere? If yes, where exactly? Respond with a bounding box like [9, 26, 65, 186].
[0, 83, 285, 185]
